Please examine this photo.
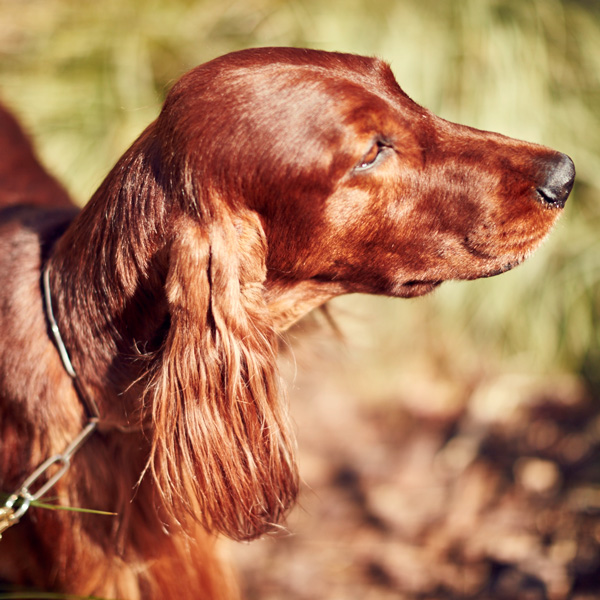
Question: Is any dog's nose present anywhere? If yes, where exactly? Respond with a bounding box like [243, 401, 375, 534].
[536, 153, 575, 208]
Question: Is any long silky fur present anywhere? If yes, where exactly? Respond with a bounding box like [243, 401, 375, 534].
[146, 209, 298, 540]
[52, 119, 299, 541]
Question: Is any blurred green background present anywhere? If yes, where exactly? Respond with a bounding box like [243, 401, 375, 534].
[0, 0, 598, 390]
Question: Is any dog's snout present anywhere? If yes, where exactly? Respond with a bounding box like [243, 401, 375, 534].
[536, 153, 575, 209]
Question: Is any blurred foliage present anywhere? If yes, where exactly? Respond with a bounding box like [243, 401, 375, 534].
[0, 0, 598, 383]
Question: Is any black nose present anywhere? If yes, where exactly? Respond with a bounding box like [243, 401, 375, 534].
[536, 153, 575, 208]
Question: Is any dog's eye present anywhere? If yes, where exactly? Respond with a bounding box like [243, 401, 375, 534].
[355, 141, 388, 172]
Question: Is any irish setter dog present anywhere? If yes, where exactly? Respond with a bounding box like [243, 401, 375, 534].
[0, 47, 574, 598]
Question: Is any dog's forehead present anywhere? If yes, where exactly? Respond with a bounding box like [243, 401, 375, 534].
[225, 57, 424, 132]
[209, 46, 394, 81]
[169, 48, 421, 136]
[215, 63, 410, 135]
[162, 50, 429, 177]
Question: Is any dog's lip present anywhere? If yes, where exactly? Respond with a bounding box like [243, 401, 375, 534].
[474, 259, 523, 279]
[492, 262, 518, 276]
[397, 279, 443, 297]
[403, 279, 442, 287]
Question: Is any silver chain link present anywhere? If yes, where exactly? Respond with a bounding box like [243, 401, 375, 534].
[1, 266, 99, 540]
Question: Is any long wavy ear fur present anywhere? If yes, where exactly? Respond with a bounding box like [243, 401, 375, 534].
[146, 208, 298, 541]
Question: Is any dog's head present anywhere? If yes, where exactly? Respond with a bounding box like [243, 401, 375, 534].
[78, 48, 573, 541]
[155, 47, 573, 329]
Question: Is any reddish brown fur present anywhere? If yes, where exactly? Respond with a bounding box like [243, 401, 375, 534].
[0, 48, 573, 598]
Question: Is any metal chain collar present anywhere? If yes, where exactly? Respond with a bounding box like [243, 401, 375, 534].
[0, 266, 99, 539]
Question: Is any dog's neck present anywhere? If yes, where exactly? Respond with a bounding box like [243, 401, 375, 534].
[47, 137, 172, 426]
[43, 265, 101, 424]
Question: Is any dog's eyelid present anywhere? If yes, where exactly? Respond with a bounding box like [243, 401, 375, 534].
[354, 138, 392, 172]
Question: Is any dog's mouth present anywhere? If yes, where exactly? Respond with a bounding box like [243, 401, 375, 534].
[461, 235, 539, 281]
[463, 259, 523, 281]
[396, 257, 524, 297]
[397, 279, 443, 297]
[480, 261, 521, 278]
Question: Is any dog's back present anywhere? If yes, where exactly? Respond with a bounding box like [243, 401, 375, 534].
[0, 102, 78, 343]
[0, 103, 73, 209]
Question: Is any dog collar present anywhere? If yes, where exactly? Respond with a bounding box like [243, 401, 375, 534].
[0, 265, 99, 540]
[43, 265, 101, 420]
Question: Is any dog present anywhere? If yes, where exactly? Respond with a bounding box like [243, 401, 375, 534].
[0, 47, 574, 599]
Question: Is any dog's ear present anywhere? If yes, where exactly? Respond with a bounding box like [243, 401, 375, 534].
[145, 208, 298, 541]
